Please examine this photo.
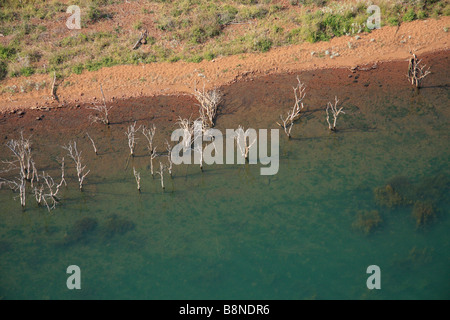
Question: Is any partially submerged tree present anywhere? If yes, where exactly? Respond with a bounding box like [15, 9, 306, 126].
[133, 167, 141, 192]
[165, 140, 173, 177]
[236, 125, 257, 162]
[125, 121, 141, 157]
[277, 76, 306, 139]
[86, 132, 98, 156]
[142, 124, 158, 176]
[177, 116, 195, 149]
[156, 162, 166, 190]
[194, 82, 222, 128]
[1, 132, 33, 207]
[86, 84, 113, 125]
[326, 96, 345, 132]
[62, 141, 90, 191]
[40, 168, 65, 212]
[407, 53, 431, 88]
[141, 124, 156, 153]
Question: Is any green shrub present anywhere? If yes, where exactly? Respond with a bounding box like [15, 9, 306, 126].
[387, 16, 400, 26]
[403, 8, 416, 22]
[254, 38, 272, 52]
[0, 60, 7, 80]
[204, 51, 216, 60]
[417, 10, 427, 19]
[0, 45, 16, 60]
[169, 56, 181, 62]
[20, 66, 34, 76]
[49, 53, 67, 65]
[87, 5, 111, 23]
[72, 64, 84, 75]
[187, 55, 203, 63]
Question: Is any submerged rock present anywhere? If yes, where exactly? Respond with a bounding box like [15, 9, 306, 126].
[412, 201, 436, 228]
[61, 217, 98, 246]
[352, 210, 382, 235]
[374, 176, 415, 208]
[0, 240, 12, 254]
[102, 214, 135, 238]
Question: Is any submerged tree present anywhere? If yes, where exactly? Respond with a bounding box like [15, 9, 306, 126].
[86, 84, 113, 125]
[133, 167, 141, 192]
[194, 82, 222, 128]
[1, 132, 33, 207]
[125, 121, 141, 157]
[156, 161, 166, 191]
[62, 141, 90, 191]
[277, 76, 306, 139]
[326, 96, 345, 132]
[407, 53, 431, 88]
[236, 125, 257, 162]
[142, 124, 157, 176]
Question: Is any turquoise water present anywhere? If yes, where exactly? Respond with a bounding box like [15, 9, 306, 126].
[0, 53, 449, 299]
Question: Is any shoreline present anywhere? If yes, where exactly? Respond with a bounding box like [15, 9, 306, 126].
[0, 17, 449, 113]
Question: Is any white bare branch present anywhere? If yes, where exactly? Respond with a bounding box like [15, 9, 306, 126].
[407, 53, 431, 88]
[155, 161, 166, 190]
[125, 121, 141, 157]
[165, 140, 173, 177]
[86, 132, 98, 155]
[326, 96, 345, 131]
[194, 82, 222, 128]
[236, 125, 257, 161]
[141, 124, 156, 153]
[277, 76, 306, 138]
[133, 167, 141, 192]
[177, 116, 194, 149]
[62, 141, 90, 191]
[86, 84, 113, 125]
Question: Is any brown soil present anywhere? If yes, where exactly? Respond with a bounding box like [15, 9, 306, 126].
[0, 17, 449, 113]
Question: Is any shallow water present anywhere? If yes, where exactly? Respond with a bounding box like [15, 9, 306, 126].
[0, 51, 449, 299]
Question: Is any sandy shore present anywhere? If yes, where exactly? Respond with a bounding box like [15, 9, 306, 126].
[0, 17, 449, 113]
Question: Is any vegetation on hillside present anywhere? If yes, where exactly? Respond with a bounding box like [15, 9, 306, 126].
[0, 0, 448, 80]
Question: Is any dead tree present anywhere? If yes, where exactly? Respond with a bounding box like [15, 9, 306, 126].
[141, 124, 157, 176]
[86, 84, 113, 125]
[125, 122, 141, 157]
[326, 96, 345, 132]
[5, 132, 33, 180]
[2, 132, 33, 207]
[194, 82, 222, 128]
[165, 140, 173, 177]
[133, 167, 141, 192]
[34, 184, 44, 206]
[236, 126, 257, 162]
[141, 124, 156, 153]
[276, 76, 306, 139]
[33, 159, 65, 211]
[177, 116, 194, 149]
[194, 144, 204, 172]
[407, 54, 431, 88]
[30, 159, 38, 188]
[1, 174, 26, 207]
[156, 162, 166, 190]
[62, 141, 90, 191]
[40, 170, 65, 212]
[51, 71, 58, 102]
[86, 132, 98, 155]
[132, 29, 148, 50]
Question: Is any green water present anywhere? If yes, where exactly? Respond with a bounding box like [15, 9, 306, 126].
[0, 59, 449, 299]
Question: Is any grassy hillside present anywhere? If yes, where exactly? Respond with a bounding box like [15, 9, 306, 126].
[0, 0, 449, 81]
